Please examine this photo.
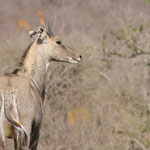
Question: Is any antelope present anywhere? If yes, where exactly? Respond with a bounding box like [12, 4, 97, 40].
[0, 25, 82, 150]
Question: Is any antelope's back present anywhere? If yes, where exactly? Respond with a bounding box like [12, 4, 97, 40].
[0, 74, 36, 140]
[0, 74, 31, 96]
[0, 73, 42, 123]
[0, 74, 36, 116]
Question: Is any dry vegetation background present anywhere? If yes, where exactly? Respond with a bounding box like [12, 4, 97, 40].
[1, 0, 150, 150]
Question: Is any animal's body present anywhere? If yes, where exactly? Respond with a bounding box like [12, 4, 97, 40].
[0, 25, 82, 150]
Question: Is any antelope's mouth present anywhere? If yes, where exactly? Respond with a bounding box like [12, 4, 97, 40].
[70, 56, 82, 63]
[51, 55, 82, 63]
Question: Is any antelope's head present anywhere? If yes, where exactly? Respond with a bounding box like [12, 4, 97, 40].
[29, 25, 82, 63]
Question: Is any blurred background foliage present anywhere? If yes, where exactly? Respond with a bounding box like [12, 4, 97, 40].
[1, 0, 150, 150]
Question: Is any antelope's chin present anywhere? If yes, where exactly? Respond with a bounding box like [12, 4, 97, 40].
[69, 59, 79, 64]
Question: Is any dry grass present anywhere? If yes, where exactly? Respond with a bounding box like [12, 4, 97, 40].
[1, 0, 150, 150]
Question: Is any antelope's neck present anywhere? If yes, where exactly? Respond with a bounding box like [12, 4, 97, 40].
[19, 42, 48, 95]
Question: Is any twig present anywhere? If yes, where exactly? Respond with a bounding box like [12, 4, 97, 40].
[128, 138, 148, 150]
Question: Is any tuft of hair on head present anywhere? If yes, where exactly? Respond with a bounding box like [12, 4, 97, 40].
[38, 11, 54, 38]
[47, 21, 54, 38]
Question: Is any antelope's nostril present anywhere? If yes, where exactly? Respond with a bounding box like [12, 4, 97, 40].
[79, 55, 82, 61]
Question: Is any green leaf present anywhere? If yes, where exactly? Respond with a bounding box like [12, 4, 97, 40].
[145, 0, 150, 4]
[131, 35, 137, 43]
[139, 24, 144, 32]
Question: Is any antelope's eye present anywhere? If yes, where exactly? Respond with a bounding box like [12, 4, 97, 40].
[56, 41, 62, 45]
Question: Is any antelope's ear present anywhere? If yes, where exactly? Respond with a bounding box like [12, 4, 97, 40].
[38, 26, 46, 33]
[29, 31, 37, 41]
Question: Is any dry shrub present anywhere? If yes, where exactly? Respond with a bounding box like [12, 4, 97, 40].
[1, 13, 150, 150]
[1, 27, 150, 149]
[39, 23, 150, 150]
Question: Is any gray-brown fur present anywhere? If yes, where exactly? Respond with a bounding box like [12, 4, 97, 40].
[0, 25, 82, 150]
